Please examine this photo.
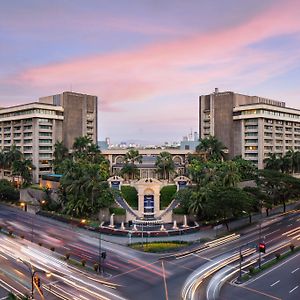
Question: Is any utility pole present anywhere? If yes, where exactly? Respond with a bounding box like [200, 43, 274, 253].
[99, 225, 102, 274]
[258, 221, 262, 268]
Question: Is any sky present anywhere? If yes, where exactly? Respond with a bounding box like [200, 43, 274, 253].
[1, 0, 300, 145]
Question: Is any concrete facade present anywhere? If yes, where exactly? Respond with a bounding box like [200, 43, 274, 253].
[0, 102, 64, 182]
[101, 148, 193, 180]
[199, 89, 300, 168]
[39, 91, 98, 149]
[0, 91, 98, 182]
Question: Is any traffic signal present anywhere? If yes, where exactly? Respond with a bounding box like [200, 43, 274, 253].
[34, 275, 41, 288]
[101, 251, 107, 259]
[259, 242, 266, 253]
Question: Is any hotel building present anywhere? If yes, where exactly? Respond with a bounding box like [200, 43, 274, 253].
[0, 91, 98, 182]
[199, 89, 300, 168]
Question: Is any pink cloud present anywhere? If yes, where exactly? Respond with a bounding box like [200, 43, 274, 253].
[8, 0, 300, 110]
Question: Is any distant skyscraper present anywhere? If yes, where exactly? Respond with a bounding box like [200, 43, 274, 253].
[199, 89, 300, 168]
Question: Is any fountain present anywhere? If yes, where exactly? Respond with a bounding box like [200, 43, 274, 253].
[160, 224, 166, 231]
[182, 215, 189, 228]
[120, 221, 125, 230]
[172, 220, 178, 230]
[109, 213, 115, 228]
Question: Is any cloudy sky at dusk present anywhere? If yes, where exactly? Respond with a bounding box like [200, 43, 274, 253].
[1, 0, 300, 144]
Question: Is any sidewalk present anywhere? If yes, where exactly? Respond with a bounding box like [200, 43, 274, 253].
[86, 201, 300, 246]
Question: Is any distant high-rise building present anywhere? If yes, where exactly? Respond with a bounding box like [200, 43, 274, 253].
[199, 89, 300, 168]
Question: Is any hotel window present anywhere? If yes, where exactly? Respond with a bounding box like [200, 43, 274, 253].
[245, 146, 258, 150]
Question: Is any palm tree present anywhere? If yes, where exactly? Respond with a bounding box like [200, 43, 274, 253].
[81, 164, 103, 207]
[155, 152, 175, 180]
[121, 163, 139, 180]
[11, 159, 35, 186]
[221, 161, 241, 187]
[294, 151, 300, 173]
[53, 141, 69, 173]
[73, 136, 93, 153]
[124, 149, 142, 165]
[188, 187, 210, 218]
[196, 135, 226, 161]
[5, 144, 22, 168]
[264, 153, 282, 171]
[0, 150, 7, 179]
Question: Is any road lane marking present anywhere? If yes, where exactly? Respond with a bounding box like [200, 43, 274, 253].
[270, 280, 280, 287]
[161, 261, 169, 300]
[191, 253, 212, 261]
[248, 251, 300, 284]
[233, 284, 281, 300]
[291, 267, 299, 274]
[289, 285, 299, 294]
[266, 229, 280, 236]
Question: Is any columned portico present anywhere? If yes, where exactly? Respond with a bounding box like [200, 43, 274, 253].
[134, 178, 162, 219]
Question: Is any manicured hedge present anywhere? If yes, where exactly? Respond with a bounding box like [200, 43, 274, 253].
[173, 207, 188, 215]
[160, 185, 177, 209]
[121, 186, 138, 209]
[109, 207, 126, 215]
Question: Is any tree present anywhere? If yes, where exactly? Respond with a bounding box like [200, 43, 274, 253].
[206, 186, 256, 230]
[257, 169, 300, 212]
[124, 149, 142, 165]
[264, 153, 281, 171]
[121, 149, 142, 180]
[11, 159, 35, 186]
[5, 145, 22, 168]
[53, 141, 69, 173]
[0, 179, 19, 202]
[121, 163, 139, 181]
[0, 150, 7, 179]
[155, 152, 175, 180]
[196, 135, 226, 161]
[188, 186, 211, 219]
[232, 156, 257, 180]
[221, 161, 241, 187]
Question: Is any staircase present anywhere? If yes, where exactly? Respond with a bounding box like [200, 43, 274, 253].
[158, 198, 180, 219]
[115, 195, 139, 218]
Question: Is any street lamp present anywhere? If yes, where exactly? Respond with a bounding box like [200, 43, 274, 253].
[17, 258, 51, 299]
[98, 214, 105, 275]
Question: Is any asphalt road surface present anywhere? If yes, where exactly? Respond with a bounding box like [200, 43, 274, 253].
[0, 204, 300, 300]
[220, 251, 300, 300]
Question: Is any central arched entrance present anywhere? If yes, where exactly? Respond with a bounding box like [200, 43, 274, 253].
[143, 188, 154, 219]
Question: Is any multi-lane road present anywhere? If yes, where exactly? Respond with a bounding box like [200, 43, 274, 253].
[0, 204, 299, 300]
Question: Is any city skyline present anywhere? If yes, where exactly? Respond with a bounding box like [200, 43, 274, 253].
[1, 0, 300, 144]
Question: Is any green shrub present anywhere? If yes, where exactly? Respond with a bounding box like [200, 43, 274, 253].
[93, 263, 99, 272]
[290, 244, 295, 252]
[0, 179, 19, 202]
[248, 266, 255, 274]
[109, 207, 126, 215]
[65, 253, 70, 260]
[173, 207, 188, 215]
[160, 185, 177, 209]
[81, 259, 86, 267]
[275, 252, 281, 260]
[130, 241, 189, 252]
[121, 186, 138, 209]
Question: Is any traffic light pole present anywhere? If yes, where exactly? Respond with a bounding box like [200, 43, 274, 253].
[258, 221, 262, 268]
